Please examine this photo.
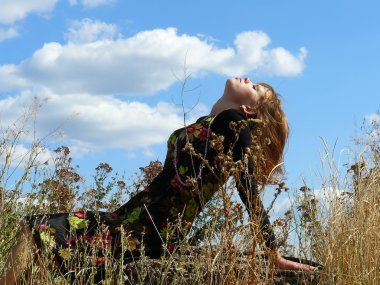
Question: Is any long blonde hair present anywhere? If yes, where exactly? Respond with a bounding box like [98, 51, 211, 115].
[251, 83, 289, 184]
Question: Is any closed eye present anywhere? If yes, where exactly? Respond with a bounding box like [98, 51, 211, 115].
[252, 85, 256, 90]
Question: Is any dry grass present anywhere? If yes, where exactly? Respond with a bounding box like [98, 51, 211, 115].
[1, 101, 379, 284]
[321, 169, 380, 284]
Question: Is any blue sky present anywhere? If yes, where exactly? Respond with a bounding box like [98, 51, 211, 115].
[1, 0, 379, 218]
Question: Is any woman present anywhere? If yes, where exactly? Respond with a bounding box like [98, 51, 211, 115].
[1, 77, 316, 284]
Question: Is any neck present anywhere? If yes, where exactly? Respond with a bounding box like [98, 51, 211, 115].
[209, 96, 239, 116]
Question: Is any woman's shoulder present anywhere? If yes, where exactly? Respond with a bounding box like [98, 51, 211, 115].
[196, 109, 245, 124]
[209, 109, 250, 137]
[208, 109, 254, 145]
[213, 108, 246, 123]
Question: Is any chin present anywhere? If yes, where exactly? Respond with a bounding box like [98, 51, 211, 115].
[225, 78, 236, 88]
[224, 78, 234, 93]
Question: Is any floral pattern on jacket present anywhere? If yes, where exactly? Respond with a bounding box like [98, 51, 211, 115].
[27, 109, 277, 274]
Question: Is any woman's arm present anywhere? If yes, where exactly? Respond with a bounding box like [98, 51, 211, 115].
[273, 249, 317, 271]
[211, 109, 277, 249]
[212, 109, 317, 271]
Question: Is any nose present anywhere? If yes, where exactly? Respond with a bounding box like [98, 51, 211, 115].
[244, 77, 251, 83]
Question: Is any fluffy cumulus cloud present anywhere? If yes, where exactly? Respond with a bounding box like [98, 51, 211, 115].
[0, 0, 59, 24]
[0, 20, 307, 154]
[0, 90, 184, 154]
[0, 21, 307, 95]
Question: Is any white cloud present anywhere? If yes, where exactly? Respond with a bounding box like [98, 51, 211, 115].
[0, 25, 307, 95]
[126, 152, 137, 159]
[0, 64, 29, 90]
[0, 26, 19, 42]
[0, 0, 58, 43]
[68, 0, 116, 8]
[261, 47, 307, 76]
[82, 0, 115, 8]
[271, 195, 292, 215]
[16, 197, 49, 210]
[0, 90, 185, 155]
[0, 0, 59, 24]
[184, 102, 210, 124]
[291, 186, 348, 222]
[261, 185, 347, 221]
[365, 113, 380, 123]
[65, 19, 120, 43]
[0, 22, 307, 155]
[312, 187, 338, 212]
[0, 143, 53, 168]
[142, 148, 155, 158]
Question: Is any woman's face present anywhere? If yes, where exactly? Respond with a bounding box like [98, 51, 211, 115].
[224, 77, 271, 108]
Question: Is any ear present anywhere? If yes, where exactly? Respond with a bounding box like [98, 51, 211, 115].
[239, 105, 256, 116]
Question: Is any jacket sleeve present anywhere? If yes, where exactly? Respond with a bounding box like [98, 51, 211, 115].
[211, 109, 277, 249]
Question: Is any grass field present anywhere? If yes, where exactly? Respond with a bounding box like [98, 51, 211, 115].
[1, 108, 379, 284]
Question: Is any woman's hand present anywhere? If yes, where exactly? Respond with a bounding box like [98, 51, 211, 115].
[273, 249, 317, 271]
